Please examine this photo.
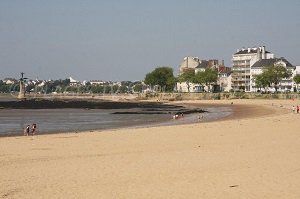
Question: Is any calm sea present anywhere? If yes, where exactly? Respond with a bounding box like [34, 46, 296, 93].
[0, 106, 233, 136]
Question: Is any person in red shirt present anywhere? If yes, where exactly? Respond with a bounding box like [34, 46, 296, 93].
[31, 123, 37, 135]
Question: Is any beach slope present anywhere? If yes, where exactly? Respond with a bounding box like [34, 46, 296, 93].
[1, 99, 300, 199]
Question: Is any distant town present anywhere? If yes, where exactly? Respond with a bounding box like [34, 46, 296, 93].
[1, 45, 300, 95]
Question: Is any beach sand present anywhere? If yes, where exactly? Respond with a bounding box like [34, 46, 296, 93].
[1, 99, 300, 198]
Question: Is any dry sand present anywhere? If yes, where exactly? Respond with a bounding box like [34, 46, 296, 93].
[1, 99, 300, 199]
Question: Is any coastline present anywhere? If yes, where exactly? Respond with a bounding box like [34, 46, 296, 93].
[1, 99, 300, 198]
[65, 100, 277, 136]
[0, 100, 258, 137]
[0, 100, 210, 137]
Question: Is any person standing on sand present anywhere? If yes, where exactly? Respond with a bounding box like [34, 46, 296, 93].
[24, 125, 30, 136]
[198, 114, 204, 121]
[31, 123, 37, 135]
[292, 105, 296, 113]
[297, 105, 299, 114]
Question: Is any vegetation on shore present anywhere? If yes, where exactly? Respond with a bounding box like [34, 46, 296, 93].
[0, 79, 145, 94]
[254, 64, 293, 92]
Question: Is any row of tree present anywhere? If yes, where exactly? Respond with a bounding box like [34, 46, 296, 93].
[0, 81, 19, 93]
[0, 79, 145, 94]
[144, 65, 300, 93]
[255, 65, 300, 92]
[144, 66, 218, 92]
[178, 68, 218, 92]
[2, 65, 300, 94]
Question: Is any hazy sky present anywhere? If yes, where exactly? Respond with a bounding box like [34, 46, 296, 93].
[1, 0, 300, 81]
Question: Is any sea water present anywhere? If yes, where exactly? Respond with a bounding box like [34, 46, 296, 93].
[0, 106, 233, 136]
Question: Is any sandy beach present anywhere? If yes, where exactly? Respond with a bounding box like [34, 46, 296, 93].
[1, 99, 300, 198]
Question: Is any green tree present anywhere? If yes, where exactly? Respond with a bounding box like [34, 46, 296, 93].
[0, 83, 12, 93]
[65, 86, 78, 93]
[121, 81, 132, 87]
[111, 85, 119, 93]
[178, 68, 195, 92]
[132, 83, 143, 93]
[62, 78, 71, 87]
[90, 85, 104, 93]
[193, 68, 218, 92]
[144, 66, 176, 92]
[254, 73, 271, 92]
[25, 84, 35, 93]
[202, 68, 218, 92]
[118, 85, 128, 93]
[293, 74, 300, 92]
[263, 64, 292, 92]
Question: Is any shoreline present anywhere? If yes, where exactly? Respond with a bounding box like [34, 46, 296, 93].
[0, 100, 209, 137]
[1, 99, 299, 198]
[0, 100, 267, 138]
[1, 99, 278, 139]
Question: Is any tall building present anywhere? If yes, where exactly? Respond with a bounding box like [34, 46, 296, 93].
[231, 46, 274, 91]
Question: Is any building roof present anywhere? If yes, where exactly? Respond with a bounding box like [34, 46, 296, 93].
[251, 58, 294, 69]
[195, 60, 209, 69]
[69, 77, 79, 83]
[218, 65, 231, 74]
[234, 49, 270, 55]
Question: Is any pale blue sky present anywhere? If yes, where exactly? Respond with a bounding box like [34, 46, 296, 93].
[1, 0, 300, 81]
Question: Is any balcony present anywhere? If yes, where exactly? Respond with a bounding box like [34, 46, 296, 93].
[231, 73, 250, 76]
[232, 80, 250, 83]
[232, 67, 250, 71]
[232, 64, 250, 68]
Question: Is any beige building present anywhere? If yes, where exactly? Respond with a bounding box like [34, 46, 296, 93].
[217, 65, 232, 92]
[177, 57, 231, 92]
[178, 56, 201, 75]
[177, 56, 203, 92]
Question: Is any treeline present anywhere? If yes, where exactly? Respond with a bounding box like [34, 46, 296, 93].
[144, 66, 218, 92]
[57, 82, 144, 94]
[144, 65, 300, 93]
[0, 79, 145, 94]
[0, 81, 19, 93]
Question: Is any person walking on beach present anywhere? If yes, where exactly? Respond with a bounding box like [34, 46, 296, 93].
[292, 105, 295, 113]
[31, 123, 37, 135]
[297, 105, 299, 114]
[24, 125, 30, 136]
[198, 114, 204, 121]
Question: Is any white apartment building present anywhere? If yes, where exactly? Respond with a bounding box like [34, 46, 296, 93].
[231, 46, 274, 92]
[251, 58, 295, 92]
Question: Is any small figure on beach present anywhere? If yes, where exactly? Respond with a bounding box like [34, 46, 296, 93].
[173, 112, 184, 120]
[31, 123, 37, 135]
[198, 114, 204, 121]
[173, 114, 179, 120]
[24, 125, 30, 136]
[297, 105, 299, 114]
[292, 105, 296, 113]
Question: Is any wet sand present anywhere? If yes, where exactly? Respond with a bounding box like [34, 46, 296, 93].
[1, 99, 300, 198]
